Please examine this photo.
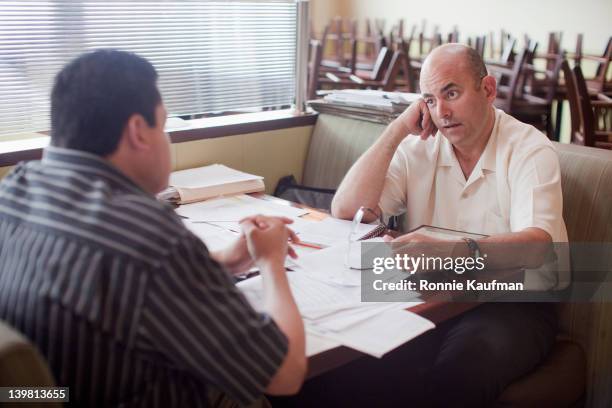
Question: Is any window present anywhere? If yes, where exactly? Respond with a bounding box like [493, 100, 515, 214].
[0, 0, 300, 140]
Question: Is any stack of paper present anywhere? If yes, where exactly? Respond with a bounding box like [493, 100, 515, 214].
[324, 89, 420, 111]
[309, 90, 421, 125]
[159, 164, 265, 204]
[238, 272, 433, 358]
[176, 193, 436, 358]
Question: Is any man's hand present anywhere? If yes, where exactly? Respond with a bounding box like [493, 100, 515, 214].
[384, 231, 461, 263]
[213, 215, 299, 274]
[395, 99, 438, 140]
[212, 234, 254, 275]
[240, 215, 300, 269]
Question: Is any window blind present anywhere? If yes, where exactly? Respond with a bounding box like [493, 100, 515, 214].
[0, 0, 298, 139]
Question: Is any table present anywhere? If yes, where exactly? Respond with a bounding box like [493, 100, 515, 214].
[252, 194, 525, 379]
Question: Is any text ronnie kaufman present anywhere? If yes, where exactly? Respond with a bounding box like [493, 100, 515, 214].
[372, 279, 525, 291]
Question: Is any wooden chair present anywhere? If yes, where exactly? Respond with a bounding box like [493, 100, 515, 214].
[490, 44, 533, 111]
[564, 62, 612, 148]
[468, 35, 487, 58]
[322, 46, 393, 83]
[320, 19, 358, 72]
[321, 49, 415, 92]
[491, 42, 562, 137]
[394, 38, 419, 92]
[359, 19, 386, 70]
[573, 35, 612, 95]
[447, 27, 459, 44]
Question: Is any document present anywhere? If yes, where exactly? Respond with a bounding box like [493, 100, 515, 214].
[308, 308, 435, 358]
[291, 238, 405, 286]
[176, 194, 310, 232]
[237, 272, 429, 358]
[291, 217, 381, 248]
[182, 219, 239, 252]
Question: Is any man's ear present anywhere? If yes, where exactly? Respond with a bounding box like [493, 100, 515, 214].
[123, 113, 152, 151]
[482, 75, 497, 102]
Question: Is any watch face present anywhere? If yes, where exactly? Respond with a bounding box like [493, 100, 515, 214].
[463, 238, 480, 257]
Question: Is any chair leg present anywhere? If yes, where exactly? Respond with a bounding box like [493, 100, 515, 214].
[554, 98, 564, 142]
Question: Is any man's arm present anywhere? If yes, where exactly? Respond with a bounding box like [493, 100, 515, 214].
[139, 216, 306, 405]
[239, 216, 307, 395]
[331, 100, 436, 222]
[392, 227, 553, 271]
[458, 227, 553, 270]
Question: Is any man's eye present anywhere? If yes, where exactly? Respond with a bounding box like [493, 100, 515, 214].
[447, 90, 459, 99]
[425, 99, 435, 106]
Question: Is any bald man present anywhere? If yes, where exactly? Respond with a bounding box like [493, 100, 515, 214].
[330, 44, 567, 406]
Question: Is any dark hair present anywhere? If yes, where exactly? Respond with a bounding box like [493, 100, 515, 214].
[51, 49, 161, 155]
[464, 46, 488, 87]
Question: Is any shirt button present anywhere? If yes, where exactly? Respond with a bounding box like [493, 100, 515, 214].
[461, 192, 468, 199]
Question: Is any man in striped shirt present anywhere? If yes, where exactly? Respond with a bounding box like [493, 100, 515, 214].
[0, 49, 306, 407]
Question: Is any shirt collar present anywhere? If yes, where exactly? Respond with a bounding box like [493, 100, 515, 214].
[41, 145, 147, 196]
[437, 107, 500, 173]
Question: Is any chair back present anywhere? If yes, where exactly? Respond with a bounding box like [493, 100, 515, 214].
[593, 37, 612, 92]
[0, 320, 61, 407]
[574, 65, 597, 143]
[562, 60, 589, 146]
[369, 46, 393, 81]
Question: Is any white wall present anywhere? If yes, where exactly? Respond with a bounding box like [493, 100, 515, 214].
[320, 0, 610, 55]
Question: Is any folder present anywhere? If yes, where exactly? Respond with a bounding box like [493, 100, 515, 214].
[158, 164, 264, 204]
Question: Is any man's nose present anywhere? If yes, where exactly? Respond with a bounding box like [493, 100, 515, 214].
[436, 100, 451, 120]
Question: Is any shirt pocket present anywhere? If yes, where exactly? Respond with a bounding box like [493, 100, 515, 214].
[484, 210, 509, 235]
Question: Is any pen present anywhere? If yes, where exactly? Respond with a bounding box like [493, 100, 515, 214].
[293, 240, 325, 250]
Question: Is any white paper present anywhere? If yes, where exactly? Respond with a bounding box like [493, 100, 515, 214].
[310, 301, 422, 332]
[182, 219, 239, 252]
[170, 164, 262, 189]
[176, 194, 309, 232]
[291, 238, 395, 286]
[165, 116, 193, 131]
[291, 217, 379, 247]
[308, 309, 435, 358]
[306, 330, 342, 357]
[237, 273, 430, 359]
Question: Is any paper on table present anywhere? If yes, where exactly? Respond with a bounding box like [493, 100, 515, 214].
[306, 330, 342, 357]
[237, 272, 361, 315]
[291, 238, 396, 286]
[176, 194, 310, 232]
[168, 164, 265, 204]
[310, 301, 422, 332]
[292, 217, 379, 247]
[182, 219, 239, 252]
[237, 273, 430, 359]
[171, 164, 261, 189]
[309, 309, 435, 358]
[238, 271, 419, 327]
[291, 242, 362, 286]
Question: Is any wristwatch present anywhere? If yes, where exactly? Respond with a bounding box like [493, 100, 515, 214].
[462, 237, 481, 259]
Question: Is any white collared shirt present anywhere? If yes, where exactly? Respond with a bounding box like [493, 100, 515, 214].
[379, 108, 568, 243]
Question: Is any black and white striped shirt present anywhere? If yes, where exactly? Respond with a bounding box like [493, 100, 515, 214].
[0, 146, 288, 407]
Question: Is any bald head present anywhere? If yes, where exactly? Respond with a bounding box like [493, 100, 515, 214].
[421, 43, 487, 88]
